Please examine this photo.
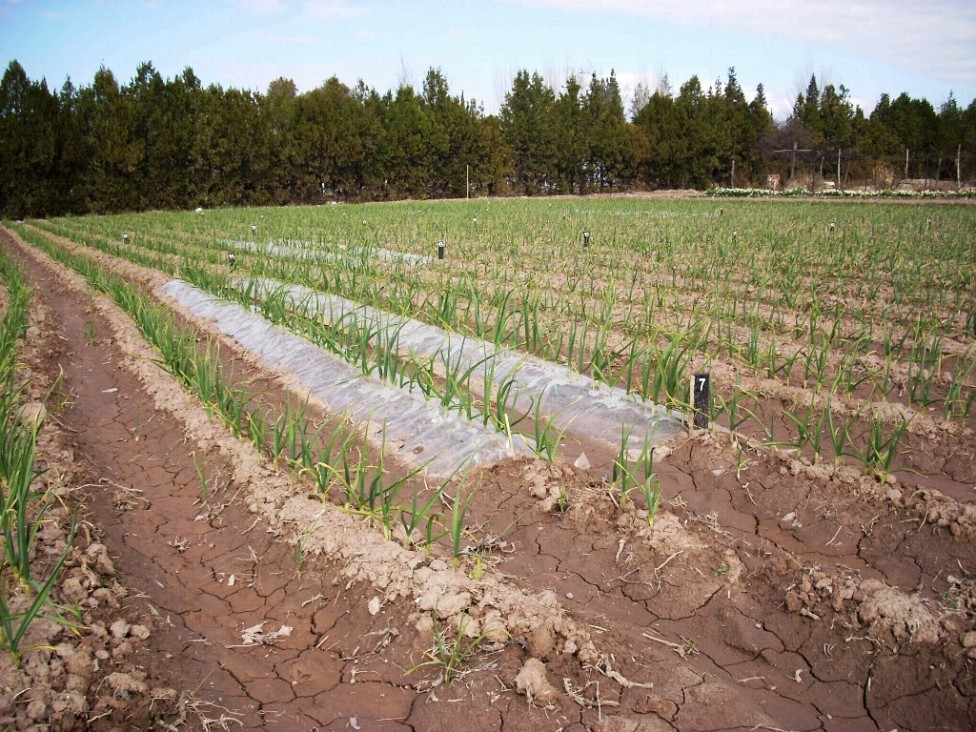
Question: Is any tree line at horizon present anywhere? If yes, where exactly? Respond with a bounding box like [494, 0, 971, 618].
[1, 59, 974, 218]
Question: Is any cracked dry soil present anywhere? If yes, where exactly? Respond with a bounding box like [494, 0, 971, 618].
[2, 226, 976, 731]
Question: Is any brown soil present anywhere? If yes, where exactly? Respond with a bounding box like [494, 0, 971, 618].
[1, 225, 974, 731]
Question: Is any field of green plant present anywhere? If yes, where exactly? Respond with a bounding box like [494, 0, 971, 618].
[5, 197, 974, 589]
[5, 196, 976, 728]
[18, 197, 976, 482]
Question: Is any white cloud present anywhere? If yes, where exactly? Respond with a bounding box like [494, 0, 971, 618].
[765, 90, 797, 122]
[503, 0, 976, 85]
[237, 0, 286, 13]
[239, 29, 317, 46]
[302, 0, 367, 21]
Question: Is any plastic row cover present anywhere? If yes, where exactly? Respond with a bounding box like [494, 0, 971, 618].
[159, 280, 531, 479]
[248, 279, 684, 452]
[219, 240, 430, 267]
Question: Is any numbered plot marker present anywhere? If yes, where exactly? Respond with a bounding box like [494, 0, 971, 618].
[691, 372, 710, 429]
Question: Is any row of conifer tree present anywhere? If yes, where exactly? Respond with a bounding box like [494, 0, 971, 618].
[1, 59, 973, 217]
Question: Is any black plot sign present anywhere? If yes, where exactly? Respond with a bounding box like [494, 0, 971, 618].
[691, 372, 710, 429]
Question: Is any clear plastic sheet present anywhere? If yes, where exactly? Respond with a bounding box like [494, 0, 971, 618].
[219, 240, 430, 267]
[159, 280, 531, 478]
[248, 279, 685, 452]
[347, 245, 431, 267]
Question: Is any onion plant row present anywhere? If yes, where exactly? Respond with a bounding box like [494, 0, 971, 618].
[0, 248, 78, 667]
[11, 225, 481, 560]
[27, 198, 976, 482]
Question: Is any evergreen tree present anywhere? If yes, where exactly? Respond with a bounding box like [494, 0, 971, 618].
[793, 74, 822, 144]
[261, 77, 299, 202]
[82, 67, 143, 212]
[291, 77, 371, 202]
[499, 70, 557, 194]
[553, 75, 587, 193]
[126, 63, 203, 208]
[820, 85, 855, 145]
[196, 85, 273, 205]
[0, 58, 971, 216]
[871, 93, 940, 177]
[421, 68, 484, 197]
[350, 80, 386, 200]
[381, 84, 431, 198]
[0, 61, 61, 217]
[584, 71, 638, 190]
[745, 83, 774, 183]
[633, 90, 684, 188]
[674, 76, 717, 187]
[54, 78, 89, 214]
[476, 115, 513, 196]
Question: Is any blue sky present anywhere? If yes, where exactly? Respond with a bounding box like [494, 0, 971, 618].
[2, 0, 974, 120]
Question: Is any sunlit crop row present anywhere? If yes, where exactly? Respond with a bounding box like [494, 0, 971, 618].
[25, 197, 976, 480]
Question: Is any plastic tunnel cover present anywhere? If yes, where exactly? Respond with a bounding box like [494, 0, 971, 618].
[220, 240, 431, 267]
[247, 279, 685, 454]
[158, 280, 531, 479]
